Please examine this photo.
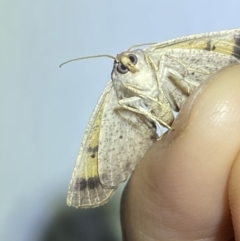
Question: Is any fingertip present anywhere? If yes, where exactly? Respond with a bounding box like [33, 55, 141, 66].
[166, 64, 240, 143]
[229, 147, 240, 239]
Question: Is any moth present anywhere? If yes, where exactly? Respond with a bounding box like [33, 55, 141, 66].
[65, 29, 240, 208]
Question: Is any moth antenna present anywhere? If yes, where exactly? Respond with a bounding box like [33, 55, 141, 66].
[59, 54, 116, 68]
[128, 43, 157, 51]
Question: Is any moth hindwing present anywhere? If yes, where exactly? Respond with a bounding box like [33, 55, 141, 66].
[67, 28, 240, 208]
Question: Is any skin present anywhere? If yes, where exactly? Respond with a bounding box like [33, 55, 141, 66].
[121, 65, 240, 241]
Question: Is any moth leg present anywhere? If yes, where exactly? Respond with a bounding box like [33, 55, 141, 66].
[144, 53, 167, 100]
[165, 67, 199, 92]
[121, 81, 168, 110]
[157, 54, 201, 111]
[118, 97, 172, 130]
[120, 81, 174, 126]
[158, 53, 200, 89]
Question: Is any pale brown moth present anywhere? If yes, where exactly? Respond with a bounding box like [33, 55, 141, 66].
[65, 29, 240, 208]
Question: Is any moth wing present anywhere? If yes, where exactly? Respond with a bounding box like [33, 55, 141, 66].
[158, 48, 240, 111]
[67, 81, 116, 208]
[147, 29, 240, 59]
[98, 87, 157, 188]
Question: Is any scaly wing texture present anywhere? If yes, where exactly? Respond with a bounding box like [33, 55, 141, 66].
[147, 29, 240, 60]
[155, 49, 240, 110]
[98, 87, 157, 188]
[144, 29, 240, 111]
[67, 81, 116, 208]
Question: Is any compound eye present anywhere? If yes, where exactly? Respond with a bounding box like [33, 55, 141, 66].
[128, 54, 138, 65]
[116, 54, 138, 74]
[117, 63, 128, 74]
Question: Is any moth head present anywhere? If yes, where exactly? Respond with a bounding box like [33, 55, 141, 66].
[111, 49, 157, 89]
[111, 49, 147, 77]
[111, 49, 162, 111]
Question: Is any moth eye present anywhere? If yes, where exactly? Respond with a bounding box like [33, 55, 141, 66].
[116, 54, 138, 74]
[128, 54, 138, 65]
[117, 63, 128, 74]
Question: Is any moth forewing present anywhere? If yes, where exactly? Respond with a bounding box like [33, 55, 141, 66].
[155, 49, 240, 111]
[146, 29, 240, 58]
[98, 87, 157, 188]
[67, 82, 116, 208]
